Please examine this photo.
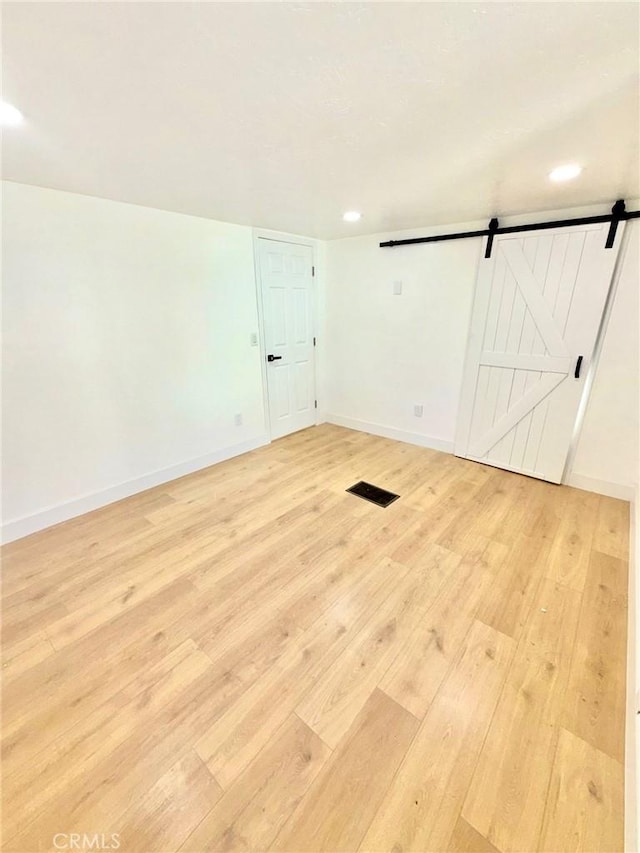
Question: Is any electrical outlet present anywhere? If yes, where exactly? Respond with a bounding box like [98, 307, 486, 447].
[393, 280, 403, 295]
[414, 404, 423, 417]
[250, 332, 258, 346]
[234, 413, 243, 426]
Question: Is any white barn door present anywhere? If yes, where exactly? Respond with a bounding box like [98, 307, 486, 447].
[455, 222, 624, 483]
[258, 239, 316, 440]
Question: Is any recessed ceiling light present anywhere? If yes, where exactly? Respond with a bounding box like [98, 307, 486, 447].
[343, 211, 362, 222]
[548, 164, 582, 183]
[0, 101, 24, 127]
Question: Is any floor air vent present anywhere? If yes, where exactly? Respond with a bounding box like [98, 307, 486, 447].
[346, 481, 400, 508]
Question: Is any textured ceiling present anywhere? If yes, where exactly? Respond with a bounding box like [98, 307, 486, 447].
[2, 2, 639, 239]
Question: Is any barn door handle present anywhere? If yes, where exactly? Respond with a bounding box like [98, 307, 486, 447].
[574, 356, 583, 378]
[267, 354, 282, 362]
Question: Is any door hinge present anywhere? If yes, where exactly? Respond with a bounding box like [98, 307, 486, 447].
[313, 336, 316, 346]
[314, 400, 318, 409]
[312, 265, 315, 277]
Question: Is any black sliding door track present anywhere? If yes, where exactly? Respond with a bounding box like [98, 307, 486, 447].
[380, 199, 640, 258]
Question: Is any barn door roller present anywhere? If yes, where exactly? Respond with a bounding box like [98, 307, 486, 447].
[380, 199, 640, 257]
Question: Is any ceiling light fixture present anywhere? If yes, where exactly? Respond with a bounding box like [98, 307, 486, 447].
[343, 211, 362, 222]
[548, 164, 582, 183]
[0, 101, 24, 127]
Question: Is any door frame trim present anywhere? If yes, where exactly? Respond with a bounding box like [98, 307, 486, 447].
[252, 230, 319, 442]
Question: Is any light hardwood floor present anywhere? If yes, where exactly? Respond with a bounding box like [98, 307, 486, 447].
[1, 424, 629, 853]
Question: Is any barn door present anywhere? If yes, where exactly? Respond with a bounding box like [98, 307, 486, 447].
[454, 222, 624, 483]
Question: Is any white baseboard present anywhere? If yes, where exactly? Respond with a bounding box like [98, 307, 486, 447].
[325, 413, 454, 454]
[1, 435, 269, 544]
[565, 472, 636, 501]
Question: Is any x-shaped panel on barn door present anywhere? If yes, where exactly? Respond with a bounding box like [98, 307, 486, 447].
[468, 239, 571, 459]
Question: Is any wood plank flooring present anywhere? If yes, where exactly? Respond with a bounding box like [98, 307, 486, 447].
[1, 424, 629, 852]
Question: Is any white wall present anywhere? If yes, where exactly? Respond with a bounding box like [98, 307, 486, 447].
[635, 491, 640, 853]
[628, 488, 639, 853]
[324, 224, 482, 451]
[324, 208, 640, 494]
[2, 181, 268, 541]
[570, 221, 639, 496]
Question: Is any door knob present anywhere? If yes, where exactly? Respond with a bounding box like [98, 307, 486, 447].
[267, 354, 282, 362]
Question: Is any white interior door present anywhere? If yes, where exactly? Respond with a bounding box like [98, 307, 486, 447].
[455, 222, 624, 483]
[258, 239, 316, 440]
